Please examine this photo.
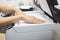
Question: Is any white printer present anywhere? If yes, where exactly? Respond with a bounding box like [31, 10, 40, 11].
[0, 0, 59, 40]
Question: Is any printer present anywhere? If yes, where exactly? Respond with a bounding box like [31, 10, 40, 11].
[5, 0, 60, 40]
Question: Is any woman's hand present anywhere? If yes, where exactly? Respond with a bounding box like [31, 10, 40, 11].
[22, 15, 45, 24]
[14, 8, 45, 24]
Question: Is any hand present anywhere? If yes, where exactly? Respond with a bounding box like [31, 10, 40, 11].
[23, 15, 45, 24]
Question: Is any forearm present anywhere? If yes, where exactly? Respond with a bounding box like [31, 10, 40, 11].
[0, 4, 23, 25]
[0, 4, 15, 13]
[0, 15, 22, 25]
[0, 3, 25, 16]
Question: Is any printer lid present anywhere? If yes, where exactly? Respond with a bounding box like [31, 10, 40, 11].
[34, 0, 60, 23]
